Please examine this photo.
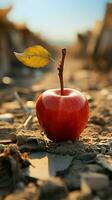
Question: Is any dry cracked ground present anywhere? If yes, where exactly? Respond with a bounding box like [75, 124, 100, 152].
[0, 58, 112, 200]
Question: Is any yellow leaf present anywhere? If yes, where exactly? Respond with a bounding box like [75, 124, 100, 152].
[14, 45, 51, 68]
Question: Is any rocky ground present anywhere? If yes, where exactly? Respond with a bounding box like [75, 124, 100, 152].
[0, 58, 112, 200]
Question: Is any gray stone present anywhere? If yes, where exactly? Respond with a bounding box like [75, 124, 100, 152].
[26, 152, 73, 180]
[64, 173, 80, 190]
[62, 160, 83, 190]
[96, 154, 112, 172]
[84, 164, 104, 173]
[81, 172, 109, 191]
[78, 152, 96, 163]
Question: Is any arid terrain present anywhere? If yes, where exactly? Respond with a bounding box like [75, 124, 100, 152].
[0, 57, 112, 200]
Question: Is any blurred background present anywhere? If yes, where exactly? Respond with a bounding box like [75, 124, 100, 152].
[0, 0, 112, 87]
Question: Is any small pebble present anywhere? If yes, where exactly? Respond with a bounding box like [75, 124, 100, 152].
[0, 113, 14, 123]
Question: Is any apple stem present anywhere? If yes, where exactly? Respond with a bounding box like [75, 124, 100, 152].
[58, 48, 66, 96]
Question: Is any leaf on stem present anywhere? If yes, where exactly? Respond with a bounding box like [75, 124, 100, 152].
[14, 45, 51, 68]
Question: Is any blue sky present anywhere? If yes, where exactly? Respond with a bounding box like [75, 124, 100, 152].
[0, 0, 112, 43]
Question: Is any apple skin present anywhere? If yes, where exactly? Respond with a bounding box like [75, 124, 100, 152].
[36, 88, 89, 141]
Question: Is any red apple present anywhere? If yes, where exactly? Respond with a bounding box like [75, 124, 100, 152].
[36, 88, 89, 141]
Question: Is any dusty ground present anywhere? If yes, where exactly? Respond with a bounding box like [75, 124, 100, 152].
[0, 58, 112, 200]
